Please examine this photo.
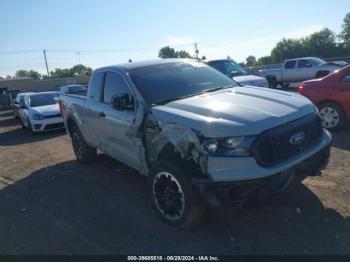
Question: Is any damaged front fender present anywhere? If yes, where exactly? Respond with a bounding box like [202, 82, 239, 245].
[148, 121, 208, 175]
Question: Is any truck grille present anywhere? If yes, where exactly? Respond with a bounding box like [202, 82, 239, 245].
[251, 113, 323, 167]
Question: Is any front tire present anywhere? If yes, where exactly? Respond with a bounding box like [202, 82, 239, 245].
[318, 102, 346, 131]
[148, 159, 206, 228]
[71, 125, 97, 164]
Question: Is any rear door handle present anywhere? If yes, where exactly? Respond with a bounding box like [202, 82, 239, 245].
[99, 111, 106, 117]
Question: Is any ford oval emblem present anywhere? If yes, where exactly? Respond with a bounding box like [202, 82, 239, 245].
[289, 131, 305, 145]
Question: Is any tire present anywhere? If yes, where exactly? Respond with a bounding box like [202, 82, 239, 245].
[266, 76, 278, 89]
[27, 117, 36, 135]
[20, 118, 26, 129]
[70, 124, 97, 164]
[148, 159, 206, 228]
[318, 102, 346, 131]
[281, 82, 290, 88]
[316, 71, 330, 78]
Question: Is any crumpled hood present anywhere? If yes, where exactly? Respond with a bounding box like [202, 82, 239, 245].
[29, 104, 60, 116]
[152, 86, 316, 137]
[233, 75, 267, 86]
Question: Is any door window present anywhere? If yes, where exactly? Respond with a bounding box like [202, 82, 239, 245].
[284, 60, 296, 69]
[89, 71, 105, 102]
[103, 72, 133, 105]
[297, 59, 313, 68]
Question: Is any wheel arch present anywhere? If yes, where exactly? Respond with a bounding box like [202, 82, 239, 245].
[317, 99, 348, 123]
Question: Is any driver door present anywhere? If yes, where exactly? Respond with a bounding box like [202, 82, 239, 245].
[98, 71, 140, 170]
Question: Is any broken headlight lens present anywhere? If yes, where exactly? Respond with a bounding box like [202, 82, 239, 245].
[202, 136, 256, 157]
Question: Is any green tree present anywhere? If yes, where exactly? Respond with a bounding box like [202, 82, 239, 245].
[340, 12, 350, 48]
[50, 68, 73, 78]
[271, 38, 306, 62]
[175, 50, 192, 58]
[303, 28, 338, 57]
[15, 69, 41, 79]
[158, 46, 177, 58]
[158, 46, 193, 59]
[245, 55, 257, 66]
[257, 56, 274, 65]
[70, 64, 93, 76]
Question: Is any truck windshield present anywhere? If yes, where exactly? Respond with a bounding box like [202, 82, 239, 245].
[129, 61, 237, 105]
[207, 60, 247, 77]
[30, 93, 58, 107]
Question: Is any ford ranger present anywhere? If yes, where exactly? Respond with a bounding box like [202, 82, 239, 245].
[260, 57, 341, 88]
[60, 59, 331, 228]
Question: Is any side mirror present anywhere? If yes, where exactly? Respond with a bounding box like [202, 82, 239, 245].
[111, 93, 134, 111]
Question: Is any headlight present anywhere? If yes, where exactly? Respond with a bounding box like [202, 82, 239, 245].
[32, 114, 45, 120]
[202, 136, 256, 157]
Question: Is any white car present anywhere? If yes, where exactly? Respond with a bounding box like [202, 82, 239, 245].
[19, 91, 64, 133]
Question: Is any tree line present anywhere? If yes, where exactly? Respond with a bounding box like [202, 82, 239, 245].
[0, 64, 93, 80]
[242, 12, 350, 66]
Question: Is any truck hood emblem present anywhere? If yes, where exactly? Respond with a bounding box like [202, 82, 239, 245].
[289, 131, 305, 145]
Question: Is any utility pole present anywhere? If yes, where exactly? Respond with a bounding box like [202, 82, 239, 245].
[194, 43, 199, 60]
[43, 49, 50, 77]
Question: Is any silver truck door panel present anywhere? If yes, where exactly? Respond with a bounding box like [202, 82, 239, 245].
[83, 99, 105, 148]
[98, 70, 141, 170]
[98, 104, 140, 169]
[296, 59, 314, 81]
[283, 60, 297, 82]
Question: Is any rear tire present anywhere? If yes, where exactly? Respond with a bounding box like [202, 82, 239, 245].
[70, 124, 97, 164]
[148, 159, 206, 228]
[266, 76, 278, 89]
[318, 102, 346, 131]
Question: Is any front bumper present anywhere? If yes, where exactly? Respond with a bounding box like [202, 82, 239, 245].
[206, 129, 331, 182]
[31, 117, 65, 132]
[192, 129, 331, 206]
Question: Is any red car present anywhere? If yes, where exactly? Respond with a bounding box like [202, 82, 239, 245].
[299, 65, 350, 130]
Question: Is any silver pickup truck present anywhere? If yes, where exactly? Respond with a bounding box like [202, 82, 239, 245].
[60, 59, 332, 228]
[260, 57, 341, 88]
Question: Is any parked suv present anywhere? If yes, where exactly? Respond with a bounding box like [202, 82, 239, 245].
[60, 59, 331, 227]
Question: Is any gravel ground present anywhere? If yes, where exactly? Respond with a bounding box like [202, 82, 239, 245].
[0, 110, 349, 255]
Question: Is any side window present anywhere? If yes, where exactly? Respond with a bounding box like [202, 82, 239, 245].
[298, 59, 312, 68]
[284, 60, 296, 69]
[89, 71, 104, 102]
[341, 73, 350, 82]
[103, 72, 133, 104]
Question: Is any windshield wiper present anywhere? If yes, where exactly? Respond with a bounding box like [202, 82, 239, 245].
[155, 94, 198, 105]
[198, 84, 235, 94]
